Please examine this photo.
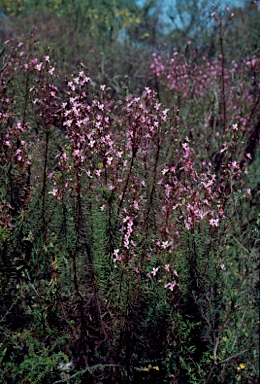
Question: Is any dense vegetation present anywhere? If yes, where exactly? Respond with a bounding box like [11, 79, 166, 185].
[0, 1, 259, 383]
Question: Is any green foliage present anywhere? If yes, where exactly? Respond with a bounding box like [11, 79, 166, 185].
[0, 327, 68, 383]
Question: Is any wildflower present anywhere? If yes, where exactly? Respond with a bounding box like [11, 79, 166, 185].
[164, 281, 176, 291]
[133, 200, 139, 210]
[95, 170, 102, 177]
[116, 151, 123, 158]
[165, 264, 170, 272]
[48, 189, 58, 196]
[162, 108, 169, 121]
[209, 218, 219, 227]
[89, 139, 95, 148]
[162, 168, 168, 175]
[107, 156, 113, 166]
[220, 142, 228, 153]
[151, 267, 160, 276]
[113, 249, 121, 263]
[35, 63, 43, 71]
[67, 81, 75, 91]
[237, 363, 246, 371]
[144, 87, 151, 94]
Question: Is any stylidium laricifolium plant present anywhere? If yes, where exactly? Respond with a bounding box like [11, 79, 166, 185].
[0, 24, 259, 384]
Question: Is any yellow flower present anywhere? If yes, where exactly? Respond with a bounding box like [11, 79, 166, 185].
[237, 363, 246, 371]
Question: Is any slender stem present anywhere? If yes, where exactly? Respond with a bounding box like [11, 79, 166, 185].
[219, 20, 226, 132]
[117, 151, 135, 216]
[140, 141, 161, 270]
[41, 126, 50, 243]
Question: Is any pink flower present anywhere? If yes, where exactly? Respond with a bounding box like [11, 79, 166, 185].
[48, 189, 58, 196]
[162, 168, 168, 175]
[113, 249, 121, 263]
[220, 142, 228, 153]
[95, 170, 102, 177]
[161, 241, 169, 249]
[164, 281, 176, 291]
[209, 218, 219, 227]
[133, 201, 139, 210]
[151, 266, 160, 276]
[35, 63, 43, 71]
